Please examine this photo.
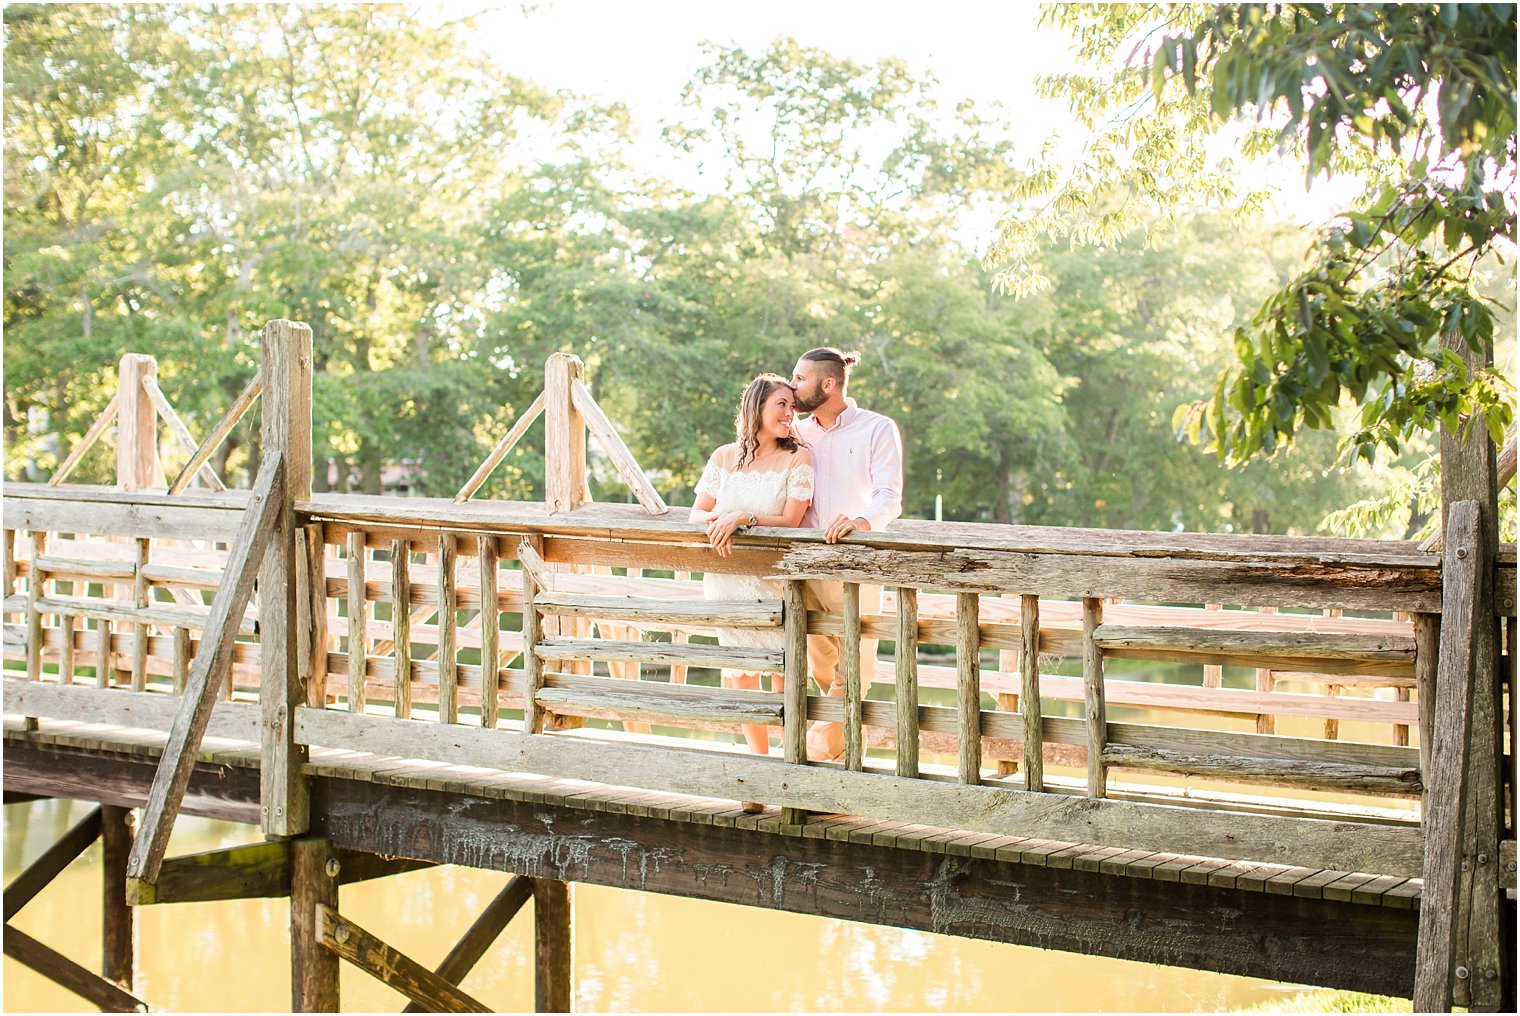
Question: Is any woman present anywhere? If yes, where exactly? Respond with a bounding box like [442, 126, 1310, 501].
[689, 374, 814, 795]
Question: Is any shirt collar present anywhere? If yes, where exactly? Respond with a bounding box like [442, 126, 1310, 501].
[809, 397, 858, 433]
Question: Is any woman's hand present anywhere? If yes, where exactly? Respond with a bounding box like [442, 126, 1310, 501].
[706, 511, 747, 557]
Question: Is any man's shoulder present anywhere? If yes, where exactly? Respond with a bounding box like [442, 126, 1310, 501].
[851, 405, 901, 431]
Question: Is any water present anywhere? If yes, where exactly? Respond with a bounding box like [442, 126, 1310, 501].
[3, 797, 1309, 1013]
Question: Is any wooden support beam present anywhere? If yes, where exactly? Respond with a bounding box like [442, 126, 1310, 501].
[139, 375, 226, 491]
[48, 394, 120, 487]
[895, 585, 919, 779]
[532, 878, 572, 1014]
[100, 806, 134, 990]
[1084, 597, 1107, 798]
[543, 353, 588, 515]
[167, 369, 262, 495]
[2, 927, 147, 1013]
[3, 805, 102, 920]
[569, 379, 668, 516]
[782, 579, 808, 826]
[346, 531, 368, 713]
[1021, 594, 1044, 792]
[128, 840, 290, 905]
[293, 840, 341, 1013]
[455, 391, 545, 503]
[1415, 501, 1484, 1011]
[438, 534, 459, 724]
[317, 903, 490, 1012]
[25, 532, 48, 699]
[956, 591, 981, 785]
[125, 452, 284, 888]
[116, 353, 165, 491]
[392, 537, 413, 719]
[260, 319, 313, 839]
[842, 581, 864, 771]
[402, 876, 533, 1014]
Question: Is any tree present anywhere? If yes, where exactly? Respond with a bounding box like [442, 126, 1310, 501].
[989, 4, 1516, 468]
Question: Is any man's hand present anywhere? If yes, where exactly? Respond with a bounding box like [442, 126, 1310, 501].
[823, 514, 870, 544]
[706, 511, 746, 557]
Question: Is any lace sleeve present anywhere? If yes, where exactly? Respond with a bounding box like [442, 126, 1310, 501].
[694, 455, 723, 499]
[786, 459, 815, 502]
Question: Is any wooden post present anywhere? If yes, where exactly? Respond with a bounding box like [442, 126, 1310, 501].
[1202, 603, 1223, 688]
[1021, 594, 1043, 791]
[261, 319, 313, 838]
[171, 627, 191, 695]
[59, 612, 76, 685]
[100, 806, 134, 990]
[130, 538, 150, 692]
[479, 537, 500, 728]
[956, 591, 981, 785]
[543, 353, 589, 514]
[1416, 613, 1441, 787]
[895, 586, 920, 779]
[116, 354, 165, 491]
[437, 534, 459, 723]
[346, 531, 368, 714]
[25, 532, 48, 682]
[392, 538, 413, 719]
[782, 580, 808, 826]
[96, 617, 113, 689]
[842, 581, 864, 771]
[291, 838, 340, 1013]
[304, 523, 329, 706]
[1083, 597, 1107, 798]
[3, 529, 15, 598]
[1255, 605, 1278, 734]
[531, 878, 572, 1014]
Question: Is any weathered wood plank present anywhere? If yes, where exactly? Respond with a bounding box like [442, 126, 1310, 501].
[843, 581, 864, 772]
[295, 708, 1426, 875]
[896, 586, 920, 779]
[532, 590, 781, 628]
[571, 379, 668, 516]
[116, 354, 165, 491]
[316, 903, 490, 1012]
[130, 539, 149, 692]
[454, 391, 545, 503]
[167, 369, 262, 495]
[346, 532, 368, 714]
[1084, 597, 1106, 799]
[401, 876, 533, 1013]
[534, 636, 781, 673]
[782, 580, 808, 825]
[2, 805, 101, 920]
[478, 537, 498, 728]
[128, 840, 290, 905]
[535, 680, 783, 727]
[437, 534, 459, 724]
[1022, 594, 1043, 791]
[125, 452, 284, 887]
[957, 591, 981, 785]
[3, 681, 261, 742]
[543, 354, 588, 515]
[1099, 744, 1421, 796]
[31, 596, 256, 637]
[522, 537, 546, 734]
[2, 926, 147, 1013]
[2, 496, 248, 542]
[48, 394, 120, 488]
[261, 321, 313, 840]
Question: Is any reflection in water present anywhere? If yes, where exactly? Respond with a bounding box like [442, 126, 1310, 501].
[4, 799, 1307, 1013]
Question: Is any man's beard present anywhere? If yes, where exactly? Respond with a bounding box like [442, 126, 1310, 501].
[794, 390, 823, 412]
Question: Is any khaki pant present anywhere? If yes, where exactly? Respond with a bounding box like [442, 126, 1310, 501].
[803, 581, 882, 695]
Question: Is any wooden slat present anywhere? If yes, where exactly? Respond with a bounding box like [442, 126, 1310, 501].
[167, 369, 261, 495]
[2, 926, 147, 1013]
[1084, 597, 1106, 798]
[346, 532, 368, 713]
[25, 532, 47, 685]
[534, 636, 781, 673]
[125, 451, 284, 888]
[782, 580, 808, 826]
[140, 374, 226, 491]
[842, 581, 863, 771]
[522, 537, 546, 734]
[32, 556, 136, 581]
[3, 494, 249, 542]
[31, 596, 256, 637]
[96, 617, 114, 689]
[59, 612, 76, 685]
[956, 591, 981, 785]
[130, 538, 149, 692]
[532, 590, 781, 628]
[47, 394, 120, 487]
[894, 586, 920, 779]
[1021, 594, 1043, 791]
[454, 391, 545, 503]
[535, 680, 783, 727]
[1100, 744, 1422, 796]
[316, 904, 490, 1013]
[480, 538, 499, 727]
[304, 523, 329, 705]
[570, 379, 668, 515]
[392, 539, 413, 719]
[437, 534, 459, 724]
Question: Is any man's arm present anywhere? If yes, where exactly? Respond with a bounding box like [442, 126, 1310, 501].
[861, 417, 904, 531]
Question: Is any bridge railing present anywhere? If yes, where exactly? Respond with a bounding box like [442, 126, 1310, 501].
[11, 476, 1515, 881]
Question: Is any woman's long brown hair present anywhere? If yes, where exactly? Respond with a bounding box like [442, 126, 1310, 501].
[734, 373, 803, 468]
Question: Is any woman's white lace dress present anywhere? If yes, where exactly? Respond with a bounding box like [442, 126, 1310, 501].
[694, 443, 814, 658]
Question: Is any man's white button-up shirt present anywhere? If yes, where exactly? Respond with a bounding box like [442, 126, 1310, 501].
[793, 397, 904, 531]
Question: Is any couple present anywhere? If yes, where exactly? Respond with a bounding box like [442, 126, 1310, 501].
[688, 346, 903, 783]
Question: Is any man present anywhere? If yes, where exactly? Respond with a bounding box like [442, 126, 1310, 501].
[790, 346, 904, 761]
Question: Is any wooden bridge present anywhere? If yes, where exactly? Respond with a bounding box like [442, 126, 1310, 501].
[3, 322, 1514, 1012]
